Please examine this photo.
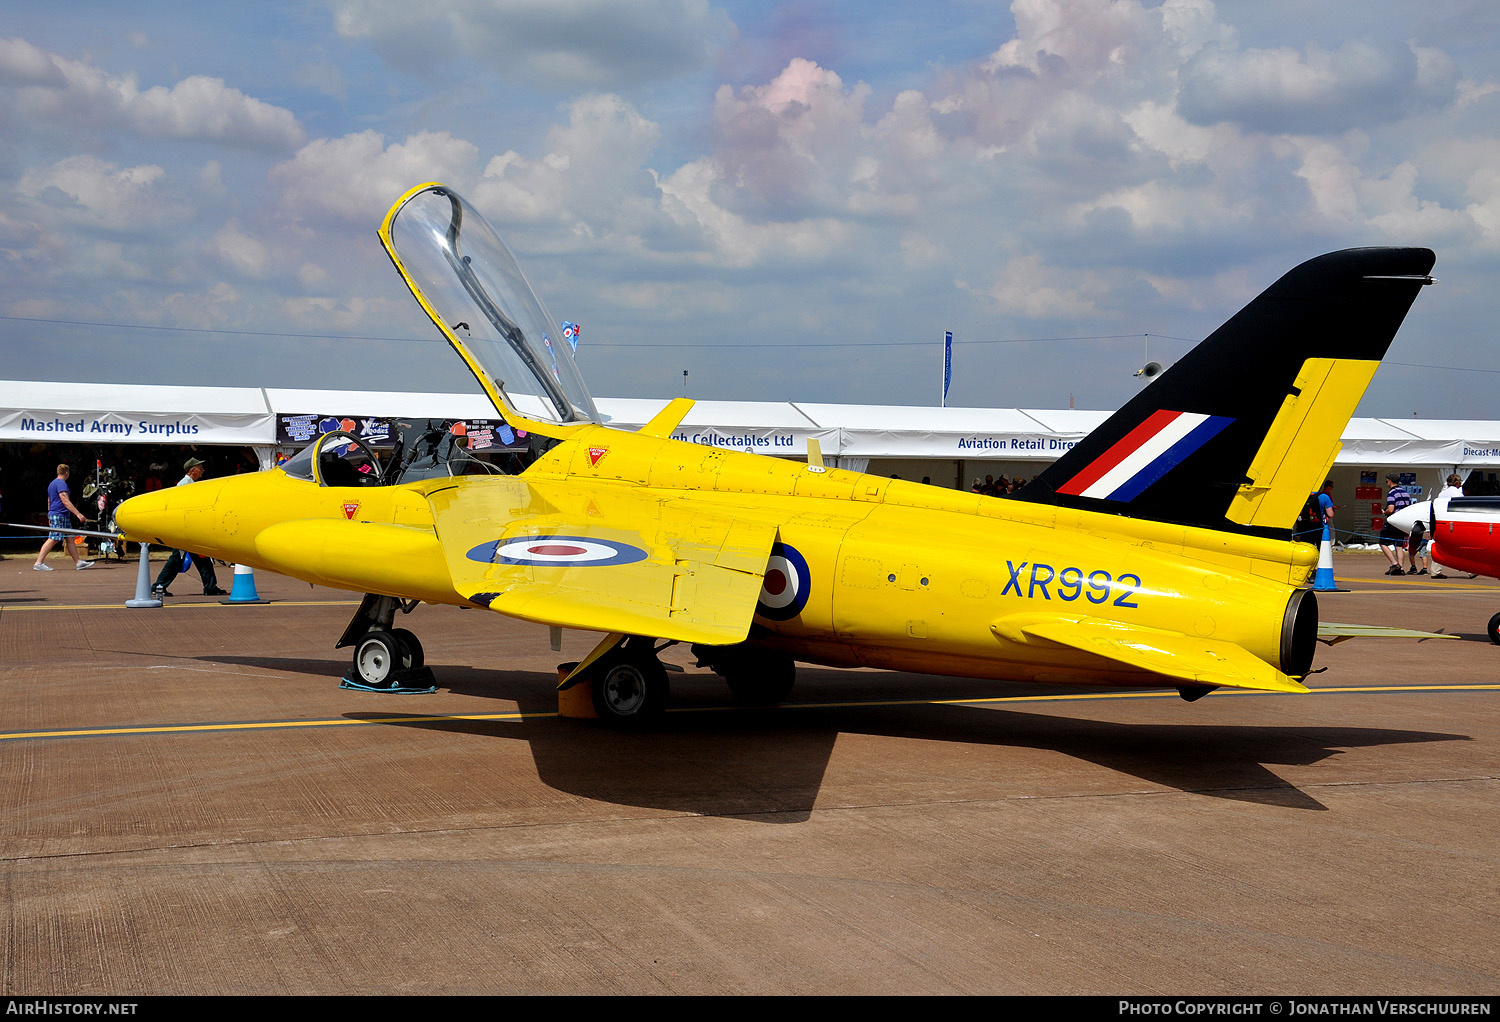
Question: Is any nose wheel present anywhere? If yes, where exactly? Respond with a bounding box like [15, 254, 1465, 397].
[353, 630, 412, 685]
[1488, 612, 1500, 646]
[338, 594, 435, 692]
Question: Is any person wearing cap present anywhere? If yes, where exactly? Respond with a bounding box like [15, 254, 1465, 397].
[150, 457, 226, 597]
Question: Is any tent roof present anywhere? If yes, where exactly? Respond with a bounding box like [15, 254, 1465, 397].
[263, 388, 498, 420]
[3, 380, 1499, 465]
[2, 379, 271, 415]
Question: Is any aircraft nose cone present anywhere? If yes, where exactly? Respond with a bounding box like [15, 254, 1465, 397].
[115, 477, 221, 547]
[114, 489, 177, 544]
[1386, 500, 1428, 535]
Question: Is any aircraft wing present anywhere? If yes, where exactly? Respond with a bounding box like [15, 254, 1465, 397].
[1317, 622, 1459, 646]
[996, 615, 1308, 694]
[426, 475, 775, 645]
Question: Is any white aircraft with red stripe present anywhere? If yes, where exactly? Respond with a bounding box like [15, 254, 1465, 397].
[1387, 495, 1500, 643]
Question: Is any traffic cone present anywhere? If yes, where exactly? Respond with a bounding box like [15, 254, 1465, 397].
[223, 563, 267, 604]
[125, 542, 163, 609]
[1312, 522, 1343, 592]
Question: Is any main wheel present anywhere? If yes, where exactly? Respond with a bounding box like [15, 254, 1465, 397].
[1488, 612, 1500, 646]
[590, 653, 668, 727]
[352, 630, 413, 687]
[721, 649, 796, 705]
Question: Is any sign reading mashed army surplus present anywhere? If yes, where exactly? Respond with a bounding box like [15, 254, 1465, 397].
[0, 409, 270, 444]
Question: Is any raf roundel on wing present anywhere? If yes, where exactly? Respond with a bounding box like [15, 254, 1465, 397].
[467, 535, 649, 567]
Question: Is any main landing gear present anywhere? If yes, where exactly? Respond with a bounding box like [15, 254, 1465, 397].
[559, 638, 799, 727]
[692, 642, 796, 706]
[559, 636, 670, 728]
[339, 594, 436, 691]
[1488, 611, 1500, 646]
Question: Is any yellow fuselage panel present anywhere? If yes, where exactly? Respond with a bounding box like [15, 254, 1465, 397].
[115, 471, 464, 606]
[526, 426, 1305, 680]
[114, 423, 1309, 685]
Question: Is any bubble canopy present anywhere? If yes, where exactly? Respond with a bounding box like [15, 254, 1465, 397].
[381, 184, 598, 426]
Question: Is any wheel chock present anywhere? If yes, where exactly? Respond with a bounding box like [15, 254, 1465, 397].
[556, 663, 598, 719]
[339, 665, 437, 694]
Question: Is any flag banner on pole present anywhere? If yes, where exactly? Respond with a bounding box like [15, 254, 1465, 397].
[942, 331, 952, 406]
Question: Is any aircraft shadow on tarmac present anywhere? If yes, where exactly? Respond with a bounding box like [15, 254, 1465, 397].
[0, 591, 46, 604]
[193, 655, 1470, 822]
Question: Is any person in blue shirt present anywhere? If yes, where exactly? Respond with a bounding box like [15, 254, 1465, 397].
[32, 463, 93, 571]
[1296, 479, 1336, 543]
[1380, 473, 1412, 575]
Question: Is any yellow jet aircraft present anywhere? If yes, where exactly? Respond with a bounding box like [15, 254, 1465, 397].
[114, 183, 1436, 724]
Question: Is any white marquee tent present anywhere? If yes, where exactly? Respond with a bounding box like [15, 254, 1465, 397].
[3, 379, 1498, 472]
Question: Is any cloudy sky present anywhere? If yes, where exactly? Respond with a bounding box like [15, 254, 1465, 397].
[2, 0, 1497, 417]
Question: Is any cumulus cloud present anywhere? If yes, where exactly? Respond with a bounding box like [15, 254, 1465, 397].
[0, 36, 305, 149]
[330, 0, 731, 89]
[1179, 38, 1458, 134]
[16, 155, 181, 233]
[210, 221, 271, 278]
[0, 36, 64, 86]
[961, 253, 1108, 319]
[270, 130, 481, 226]
[985, 0, 1158, 85]
[3, 1, 1495, 411]
[707, 58, 871, 217]
[475, 93, 663, 234]
[656, 157, 851, 267]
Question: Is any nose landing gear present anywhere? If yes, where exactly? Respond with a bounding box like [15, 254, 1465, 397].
[339, 594, 436, 692]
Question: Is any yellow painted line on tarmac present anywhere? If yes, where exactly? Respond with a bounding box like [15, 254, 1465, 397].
[756, 682, 1500, 713]
[1, 600, 361, 611]
[0, 711, 540, 742]
[4, 683, 1497, 744]
[1301, 684, 1500, 694]
[1335, 588, 1494, 595]
[1336, 577, 1494, 590]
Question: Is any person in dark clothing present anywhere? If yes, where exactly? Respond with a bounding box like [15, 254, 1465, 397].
[151, 458, 226, 596]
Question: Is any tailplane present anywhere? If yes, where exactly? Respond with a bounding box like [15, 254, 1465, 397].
[1015, 248, 1434, 537]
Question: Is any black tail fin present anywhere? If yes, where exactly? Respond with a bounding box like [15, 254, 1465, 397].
[1015, 248, 1435, 537]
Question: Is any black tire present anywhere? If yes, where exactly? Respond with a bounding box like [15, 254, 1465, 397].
[590, 653, 668, 727]
[714, 648, 798, 705]
[389, 628, 425, 668]
[1488, 612, 1500, 646]
[352, 630, 411, 688]
[724, 651, 796, 705]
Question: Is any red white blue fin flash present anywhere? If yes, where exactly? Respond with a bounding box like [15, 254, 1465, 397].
[1057, 409, 1233, 502]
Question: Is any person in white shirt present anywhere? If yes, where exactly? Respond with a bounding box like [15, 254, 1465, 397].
[1430, 473, 1470, 578]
